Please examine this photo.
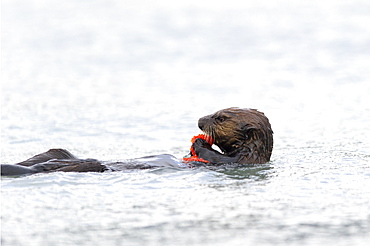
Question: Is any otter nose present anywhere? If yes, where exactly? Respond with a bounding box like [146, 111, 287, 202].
[198, 117, 206, 130]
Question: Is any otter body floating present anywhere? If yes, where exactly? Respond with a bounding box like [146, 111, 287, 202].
[1, 107, 273, 176]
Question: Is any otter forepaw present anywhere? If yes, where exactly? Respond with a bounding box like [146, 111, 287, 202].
[192, 139, 213, 156]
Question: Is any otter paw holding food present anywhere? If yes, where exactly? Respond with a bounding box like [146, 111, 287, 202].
[183, 134, 214, 164]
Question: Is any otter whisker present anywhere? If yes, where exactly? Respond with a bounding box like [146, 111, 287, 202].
[204, 125, 215, 142]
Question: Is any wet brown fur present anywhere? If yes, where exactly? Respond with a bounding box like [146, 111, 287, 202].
[198, 107, 273, 164]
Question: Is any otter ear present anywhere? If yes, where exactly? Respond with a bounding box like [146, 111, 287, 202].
[242, 124, 257, 140]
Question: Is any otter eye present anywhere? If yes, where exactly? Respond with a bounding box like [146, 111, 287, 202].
[215, 116, 226, 123]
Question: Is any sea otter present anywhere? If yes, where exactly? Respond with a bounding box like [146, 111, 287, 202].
[1, 108, 273, 176]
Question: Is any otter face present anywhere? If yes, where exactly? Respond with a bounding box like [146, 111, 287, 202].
[198, 108, 246, 154]
[198, 107, 273, 161]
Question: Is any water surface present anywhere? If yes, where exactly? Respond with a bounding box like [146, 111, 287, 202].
[1, 0, 370, 245]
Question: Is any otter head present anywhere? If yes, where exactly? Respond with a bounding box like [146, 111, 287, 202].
[198, 107, 273, 163]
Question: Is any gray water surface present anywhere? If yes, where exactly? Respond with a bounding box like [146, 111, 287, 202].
[1, 0, 370, 245]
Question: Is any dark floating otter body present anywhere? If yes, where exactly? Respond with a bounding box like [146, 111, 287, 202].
[1, 108, 273, 176]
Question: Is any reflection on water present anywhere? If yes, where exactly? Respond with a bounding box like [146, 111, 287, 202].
[212, 165, 274, 181]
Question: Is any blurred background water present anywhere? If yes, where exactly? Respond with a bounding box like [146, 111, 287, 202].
[1, 0, 370, 245]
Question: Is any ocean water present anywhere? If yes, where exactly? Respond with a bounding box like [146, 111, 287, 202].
[1, 0, 370, 245]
